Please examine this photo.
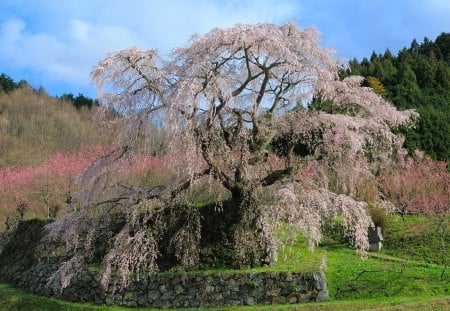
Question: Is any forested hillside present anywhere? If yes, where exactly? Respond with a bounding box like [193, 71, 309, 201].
[343, 32, 450, 163]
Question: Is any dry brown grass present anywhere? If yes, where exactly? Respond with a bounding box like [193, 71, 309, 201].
[0, 86, 106, 168]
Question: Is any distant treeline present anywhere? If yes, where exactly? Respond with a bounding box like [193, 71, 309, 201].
[0, 73, 97, 110]
[343, 32, 449, 163]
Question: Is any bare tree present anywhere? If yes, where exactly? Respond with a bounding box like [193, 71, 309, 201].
[46, 23, 417, 287]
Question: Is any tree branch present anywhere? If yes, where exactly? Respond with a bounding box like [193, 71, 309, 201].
[261, 166, 297, 187]
[353, 263, 406, 281]
[168, 168, 211, 200]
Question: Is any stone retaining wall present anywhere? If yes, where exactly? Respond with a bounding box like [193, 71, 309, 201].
[0, 220, 329, 308]
[11, 264, 328, 308]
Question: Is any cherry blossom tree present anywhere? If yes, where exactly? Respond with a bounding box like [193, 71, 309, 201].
[0, 145, 106, 228]
[45, 22, 417, 287]
[380, 154, 449, 277]
[380, 155, 449, 218]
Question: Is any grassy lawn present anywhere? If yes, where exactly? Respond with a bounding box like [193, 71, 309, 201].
[0, 283, 448, 311]
[326, 247, 448, 300]
[0, 215, 448, 310]
[382, 215, 449, 265]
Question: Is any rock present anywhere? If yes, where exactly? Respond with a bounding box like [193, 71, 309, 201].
[285, 272, 293, 282]
[137, 294, 147, 306]
[266, 288, 280, 297]
[174, 284, 185, 294]
[161, 290, 174, 300]
[204, 284, 215, 293]
[313, 272, 327, 290]
[227, 279, 240, 292]
[244, 296, 255, 305]
[316, 289, 329, 302]
[368, 226, 384, 252]
[147, 290, 160, 301]
[105, 296, 114, 305]
[252, 287, 265, 298]
[296, 284, 306, 293]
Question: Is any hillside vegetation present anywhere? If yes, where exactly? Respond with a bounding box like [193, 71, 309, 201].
[344, 32, 450, 163]
[0, 86, 103, 168]
[0, 83, 113, 230]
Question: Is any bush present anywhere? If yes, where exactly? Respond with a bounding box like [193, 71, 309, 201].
[368, 204, 388, 233]
[322, 215, 350, 245]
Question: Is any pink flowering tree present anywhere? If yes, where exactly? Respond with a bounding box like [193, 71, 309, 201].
[380, 155, 449, 218]
[45, 22, 417, 287]
[380, 155, 449, 277]
[0, 145, 106, 228]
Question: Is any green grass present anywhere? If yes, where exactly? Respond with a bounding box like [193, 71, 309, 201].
[382, 215, 449, 265]
[325, 247, 448, 300]
[195, 246, 325, 274]
[0, 283, 104, 311]
[0, 283, 448, 311]
[215, 296, 450, 310]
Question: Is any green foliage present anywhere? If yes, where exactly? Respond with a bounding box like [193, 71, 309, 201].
[0, 73, 18, 94]
[401, 104, 450, 162]
[348, 33, 450, 162]
[60, 93, 97, 110]
[435, 32, 450, 64]
[367, 204, 387, 233]
[321, 215, 350, 245]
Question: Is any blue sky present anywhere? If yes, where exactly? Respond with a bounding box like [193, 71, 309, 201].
[0, 0, 449, 98]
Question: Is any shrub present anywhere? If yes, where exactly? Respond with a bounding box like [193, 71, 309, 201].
[368, 204, 388, 233]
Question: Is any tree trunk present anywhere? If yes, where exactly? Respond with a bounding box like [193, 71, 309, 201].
[228, 186, 275, 268]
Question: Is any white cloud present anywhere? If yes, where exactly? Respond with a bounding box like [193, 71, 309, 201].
[2, 0, 449, 97]
[0, 0, 299, 96]
[0, 17, 142, 94]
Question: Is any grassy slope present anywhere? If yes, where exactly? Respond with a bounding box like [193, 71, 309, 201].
[0, 87, 103, 168]
[323, 215, 449, 302]
[326, 248, 448, 300]
[382, 215, 449, 265]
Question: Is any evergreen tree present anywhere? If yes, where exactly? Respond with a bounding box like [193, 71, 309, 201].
[349, 34, 449, 162]
[410, 39, 420, 53]
[60, 93, 96, 109]
[414, 57, 436, 89]
[0, 73, 18, 94]
[435, 61, 450, 89]
[435, 32, 450, 64]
